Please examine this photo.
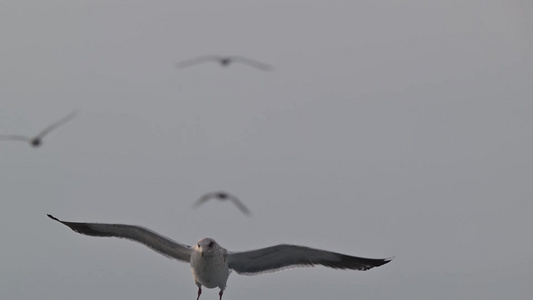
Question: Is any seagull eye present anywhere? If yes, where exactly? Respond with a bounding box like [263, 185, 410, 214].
[197, 243, 200, 248]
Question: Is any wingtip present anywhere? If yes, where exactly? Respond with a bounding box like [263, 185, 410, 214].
[374, 256, 393, 268]
[59, 111, 78, 123]
[47, 214, 60, 222]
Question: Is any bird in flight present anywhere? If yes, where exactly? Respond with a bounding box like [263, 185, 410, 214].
[193, 191, 251, 216]
[0, 111, 77, 147]
[48, 214, 391, 300]
[175, 55, 272, 71]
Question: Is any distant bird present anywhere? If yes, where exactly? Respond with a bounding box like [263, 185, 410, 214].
[48, 214, 392, 300]
[0, 111, 77, 147]
[175, 55, 272, 71]
[193, 191, 252, 216]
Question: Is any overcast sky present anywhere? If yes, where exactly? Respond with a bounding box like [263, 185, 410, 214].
[1, 1, 532, 299]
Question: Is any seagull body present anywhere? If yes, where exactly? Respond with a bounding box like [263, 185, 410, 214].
[48, 214, 391, 299]
[191, 238, 230, 299]
[0, 111, 77, 147]
[175, 55, 272, 71]
[193, 191, 251, 216]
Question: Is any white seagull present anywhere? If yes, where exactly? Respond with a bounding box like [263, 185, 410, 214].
[48, 214, 391, 300]
[193, 191, 252, 216]
[0, 111, 77, 147]
[175, 55, 272, 71]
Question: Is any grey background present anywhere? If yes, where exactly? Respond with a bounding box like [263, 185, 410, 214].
[1, 1, 532, 299]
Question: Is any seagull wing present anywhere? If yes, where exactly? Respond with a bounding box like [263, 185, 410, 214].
[231, 56, 272, 71]
[175, 55, 222, 69]
[227, 244, 391, 275]
[36, 111, 77, 139]
[192, 193, 216, 208]
[48, 214, 192, 263]
[227, 194, 252, 216]
[0, 134, 32, 142]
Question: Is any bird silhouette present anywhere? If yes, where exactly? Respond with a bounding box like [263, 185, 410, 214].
[193, 191, 252, 216]
[0, 111, 77, 147]
[175, 55, 272, 71]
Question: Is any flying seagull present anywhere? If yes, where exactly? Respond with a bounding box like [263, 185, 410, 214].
[0, 111, 77, 147]
[175, 55, 272, 71]
[193, 191, 251, 216]
[48, 214, 391, 300]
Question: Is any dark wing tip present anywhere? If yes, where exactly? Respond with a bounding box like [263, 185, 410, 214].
[47, 214, 60, 222]
[336, 254, 392, 271]
[47, 214, 110, 237]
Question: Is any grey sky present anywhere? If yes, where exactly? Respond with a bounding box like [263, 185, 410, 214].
[1, 1, 532, 299]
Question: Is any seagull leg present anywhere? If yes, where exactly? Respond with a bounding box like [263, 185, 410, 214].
[218, 289, 224, 300]
[196, 285, 202, 300]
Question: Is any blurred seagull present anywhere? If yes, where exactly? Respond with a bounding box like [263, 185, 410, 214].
[175, 55, 272, 71]
[193, 191, 251, 216]
[48, 214, 391, 300]
[0, 111, 77, 147]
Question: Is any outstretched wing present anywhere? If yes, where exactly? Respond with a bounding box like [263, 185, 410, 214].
[227, 194, 252, 216]
[174, 55, 222, 69]
[0, 134, 32, 142]
[36, 111, 77, 139]
[192, 192, 217, 208]
[231, 56, 272, 71]
[48, 214, 192, 262]
[228, 244, 391, 275]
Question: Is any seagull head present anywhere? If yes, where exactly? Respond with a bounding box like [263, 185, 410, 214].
[215, 192, 229, 200]
[195, 238, 220, 257]
[220, 58, 231, 66]
[30, 138, 42, 147]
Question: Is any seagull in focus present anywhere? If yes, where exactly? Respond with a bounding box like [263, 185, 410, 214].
[48, 214, 391, 300]
[0, 111, 77, 147]
[175, 55, 272, 71]
[193, 191, 251, 216]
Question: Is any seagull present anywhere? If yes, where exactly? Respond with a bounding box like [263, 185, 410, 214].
[175, 55, 272, 71]
[0, 111, 77, 147]
[193, 191, 251, 216]
[48, 214, 391, 300]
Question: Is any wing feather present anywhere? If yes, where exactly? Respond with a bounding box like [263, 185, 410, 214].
[175, 55, 222, 69]
[48, 214, 191, 262]
[231, 56, 272, 71]
[0, 135, 31, 142]
[36, 111, 77, 139]
[228, 244, 390, 275]
[192, 193, 215, 208]
[228, 195, 252, 216]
